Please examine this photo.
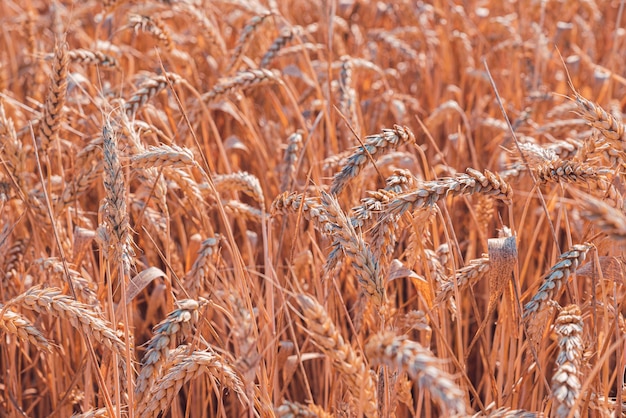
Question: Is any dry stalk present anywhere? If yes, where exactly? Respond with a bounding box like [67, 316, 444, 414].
[295, 294, 378, 417]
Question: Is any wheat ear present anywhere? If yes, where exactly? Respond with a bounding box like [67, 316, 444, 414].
[226, 11, 273, 72]
[385, 168, 512, 219]
[280, 130, 303, 192]
[98, 122, 132, 274]
[551, 304, 584, 418]
[523, 244, 591, 344]
[330, 125, 416, 195]
[128, 14, 173, 51]
[574, 91, 625, 143]
[136, 349, 247, 418]
[0, 307, 51, 352]
[203, 68, 282, 102]
[366, 332, 467, 415]
[38, 41, 68, 152]
[124, 72, 182, 119]
[134, 299, 205, 404]
[575, 190, 626, 241]
[295, 294, 379, 417]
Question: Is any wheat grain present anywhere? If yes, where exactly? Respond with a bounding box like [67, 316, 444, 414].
[124, 72, 182, 119]
[99, 121, 132, 275]
[280, 130, 303, 192]
[260, 26, 301, 68]
[574, 91, 625, 143]
[128, 14, 173, 51]
[131, 144, 196, 170]
[226, 11, 273, 72]
[213, 171, 265, 204]
[436, 256, 490, 305]
[184, 236, 221, 297]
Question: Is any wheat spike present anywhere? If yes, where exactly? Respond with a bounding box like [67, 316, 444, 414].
[384, 168, 512, 218]
[124, 72, 182, 119]
[0, 307, 51, 352]
[137, 349, 247, 418]
[330, 125, 416, 195]
[38, 41, 68, 152]
[366, 331, 467, 415]
[203, 68, 282, 102]
[135, 298, 205, 404]
[523, 244, 592, 344]
[296, 294, 379, 417]
[551, 304, 584, 418]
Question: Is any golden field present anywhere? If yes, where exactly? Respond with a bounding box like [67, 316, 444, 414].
[0, 0, 625, 417]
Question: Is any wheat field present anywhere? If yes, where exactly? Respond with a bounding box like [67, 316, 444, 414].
[0, 0, 625, 417]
